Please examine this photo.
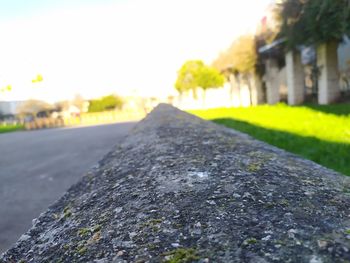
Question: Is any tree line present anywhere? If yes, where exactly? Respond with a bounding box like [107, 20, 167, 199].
[175, 0, 350, 102]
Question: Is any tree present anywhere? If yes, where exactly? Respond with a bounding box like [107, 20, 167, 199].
[197, 66, 225, 102]
[0, 85, 12, 93]
[213, 35, 257, 73]
[212, 35, 258, 105]
[277, 0, 350, 48]
[175, 60, 205, 98]
[32, 74, 43, 83]
[17, 100, 53, 117]
[55, 100, 70, 112]
[175, 60, 224, 100]
[72, 94, 86, 112]
[88, 94, 124, 112]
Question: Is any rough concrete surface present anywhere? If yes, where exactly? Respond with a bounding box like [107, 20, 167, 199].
[0, 122, 135, 253]
[2, 104, 350, 263]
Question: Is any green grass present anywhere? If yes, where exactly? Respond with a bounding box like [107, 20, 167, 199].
[0, 124, 24, 133]
[190, 103, 350, 176]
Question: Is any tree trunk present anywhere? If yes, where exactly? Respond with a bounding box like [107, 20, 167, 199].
[192, 88, 198, 100]
[246, 74, 254, 106]
[202, 89, 206, 108]
[236, 73, 242, 106]
[229, 74, 235, 105]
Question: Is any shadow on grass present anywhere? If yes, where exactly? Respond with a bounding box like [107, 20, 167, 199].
[213, 118, 350, 176]
[303, 103, 350, 116]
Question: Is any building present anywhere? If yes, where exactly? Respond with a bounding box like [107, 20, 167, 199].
[0, 101, 25, 116]
[259, 38, 350, 105]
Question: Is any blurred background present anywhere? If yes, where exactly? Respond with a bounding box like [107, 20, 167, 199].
[1, 0, 349, 129]
[0, 0, 272, 127]
[1, 0, 350, 254]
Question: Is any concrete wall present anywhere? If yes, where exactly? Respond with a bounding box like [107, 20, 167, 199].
[3, 104, 350, 262]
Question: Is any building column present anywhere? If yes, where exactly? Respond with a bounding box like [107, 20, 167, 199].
[317, 41, 340, 104]
[250, 73, 264, 106]
[265, 58, 280, 104]
[286, 50, 305, 105]
[228, 73, 241, 107]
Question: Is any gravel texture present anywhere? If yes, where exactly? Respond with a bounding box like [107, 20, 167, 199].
[2, 104, 350, 263]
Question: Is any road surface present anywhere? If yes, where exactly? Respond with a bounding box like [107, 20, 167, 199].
[0, 122, 135, 253]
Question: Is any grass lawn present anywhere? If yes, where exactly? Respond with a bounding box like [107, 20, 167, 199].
[0, 124, 24, 134]
[190, 103, 350, 176]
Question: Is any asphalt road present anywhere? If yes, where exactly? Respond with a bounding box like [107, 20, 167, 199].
[0, 122, 135, 253]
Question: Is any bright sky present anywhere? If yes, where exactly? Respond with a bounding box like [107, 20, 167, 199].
[0, 0, 272, 102]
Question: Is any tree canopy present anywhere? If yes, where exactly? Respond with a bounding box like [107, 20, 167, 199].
[17, 100, 53, 116]
[175, 60, 204, 94]
[32, 74, 43, 83]
[212, 35, 257, 75]
[197, 66, 225, 91]
[88, 94, 124, 112]
[0, 85, 12, 93]
[277, 0, 350, 48]
[72, 94, 86, 112]
[175, 60, 224, 95]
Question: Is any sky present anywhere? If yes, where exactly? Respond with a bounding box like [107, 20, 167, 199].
[0, 0, 272, 102]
